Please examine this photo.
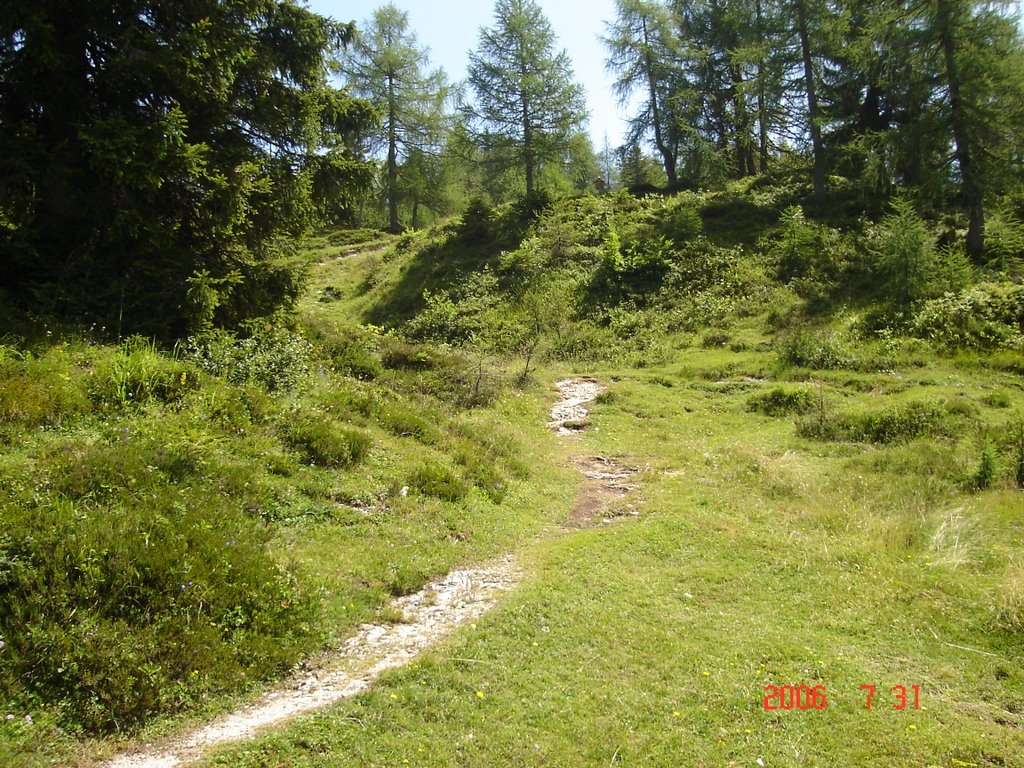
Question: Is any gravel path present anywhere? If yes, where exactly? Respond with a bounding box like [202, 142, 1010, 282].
[101, 378, 623, 768]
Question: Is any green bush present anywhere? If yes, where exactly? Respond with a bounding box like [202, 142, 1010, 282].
[283, 414, 372, 468]
[181, 328, 312, 391]
[0, 347, 91, 426]
[747, 386, 817, 417]
[796, 401, 960, 444]
[0, 492, 313, 732]
[776, 327, 855, 369]
[378, 404, 442, 444]
[89, 338, 201, 410]
[911, 282, 1024, 351]
[317, 334, 382, 381]
[408, 462, 468, 501]
[327, 228, 385, 247]
[770, 206, 852, 303]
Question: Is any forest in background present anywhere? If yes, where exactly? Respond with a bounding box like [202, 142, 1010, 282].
[2, 0, 1023, 340]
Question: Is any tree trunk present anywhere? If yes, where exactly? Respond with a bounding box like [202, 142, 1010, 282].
[642, 17, 677, 188]
[387, 72, 400, 233]
[730, 63, 756, 177]
[795, 0, 826, 204]
[756, 0, 770, 172]
[936, 0, 984, 258]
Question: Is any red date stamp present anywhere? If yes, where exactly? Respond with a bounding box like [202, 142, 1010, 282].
[763, 684, 921, 711]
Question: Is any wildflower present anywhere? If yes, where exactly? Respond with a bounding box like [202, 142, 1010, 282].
[672, 711, 681, 717]
[5, 714, 13, 721]
[24, 715, 32, 725]
[476, 691, 485, 699]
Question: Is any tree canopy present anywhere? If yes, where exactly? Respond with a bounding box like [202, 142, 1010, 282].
[342, 3, 449, 233]
[466, 0, 588, 198]
[0, 0, 375, 338]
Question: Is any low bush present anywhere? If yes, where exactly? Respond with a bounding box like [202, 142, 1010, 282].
[776, 327, 855, 369]
[378, 404, 442, 444]
[796, 400, 963, 444]
[0, 347, 91, 426]
[747, 386, 817, 417]
[181, 328, 312, 392]
[282, 413, 372, 468]
[0, 491, 313, 732]
[408, 462, 468, 501]
[911, 282, 1024, 351]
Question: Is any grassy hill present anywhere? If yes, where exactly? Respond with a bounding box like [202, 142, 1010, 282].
[2, 179, 1023, 766]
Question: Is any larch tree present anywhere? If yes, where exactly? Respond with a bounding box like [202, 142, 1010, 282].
[604, 0, 683, 187]
[466, 0, 587, 198]
[342, 3, 449, 233]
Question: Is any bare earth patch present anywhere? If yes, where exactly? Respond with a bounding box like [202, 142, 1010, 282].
[549, 379, 642, 529]
[100, 378, 640, 768]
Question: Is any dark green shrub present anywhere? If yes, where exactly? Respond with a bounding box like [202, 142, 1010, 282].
[971, 443, 998, 490]
[319, 335, 381, 381]
[180, 328, 312, 392]
[911, 282, 1024, 351]
[327, 228, 385, 247]
[378, 404, 442, 444]
[0, 491, 313, 733]
[88, 338, 202, 410]
[776, 328, 854, 369]
[747, 386, 817, 417]
[408, 462, 467, 501]
[0, 348, 91, 426]
[796, 401, 956, 444]
[459, 198, 494, 245]
[283, 414, 371, 468]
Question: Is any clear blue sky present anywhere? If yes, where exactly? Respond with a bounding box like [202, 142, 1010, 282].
[305, 0, 628, 149]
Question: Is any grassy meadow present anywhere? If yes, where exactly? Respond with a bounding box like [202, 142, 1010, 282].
[1, 182, 1023, 766]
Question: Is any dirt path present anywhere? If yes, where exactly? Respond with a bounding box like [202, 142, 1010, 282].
[103, 559, 520, 768]
[100, 379, 635, 768]
[549, 379, 641, 528]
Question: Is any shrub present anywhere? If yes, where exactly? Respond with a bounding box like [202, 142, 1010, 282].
[796, 401, 960, 444]
[282, 414, 371, 468]
[327, 228, 385, 248]
[89, 338, 201, 409]
[869, 198, 935, 311]
[776, 327, 854, 369]
[747, 386, 817, 417]
[408, 462, 468, 501]
[378, 404, 442, 444]
[771, 207, 851, 302]
[0, 347, 91, 426]
[459, 198, 494, 245]
[911, 282, 1024, 351]
[971, 443, 998, 490]
[181, 328, 312, 391]
[0, 491, 313, 732]
[318, 334, 382, 381]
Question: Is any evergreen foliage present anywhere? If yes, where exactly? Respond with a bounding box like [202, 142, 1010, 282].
[466, 0, 588, 197]
[0, 0, 375, 338]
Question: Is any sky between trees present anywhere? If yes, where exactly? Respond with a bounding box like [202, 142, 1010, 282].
[308, 0, 628, 146]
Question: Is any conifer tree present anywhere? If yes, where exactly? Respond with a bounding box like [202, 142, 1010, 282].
[466, 0, 587, 197]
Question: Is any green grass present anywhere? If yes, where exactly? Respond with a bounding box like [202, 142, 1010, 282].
[3, 188, 1024, 767]
[190, 342, 1024, 768]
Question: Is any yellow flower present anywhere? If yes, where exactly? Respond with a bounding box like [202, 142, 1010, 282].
[476, 691, 485, 699]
